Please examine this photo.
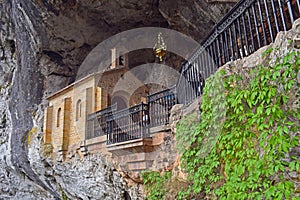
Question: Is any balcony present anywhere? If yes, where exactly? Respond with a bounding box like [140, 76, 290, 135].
[106, 103, 150, 144]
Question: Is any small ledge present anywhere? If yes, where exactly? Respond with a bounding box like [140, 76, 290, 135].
[150, 124, 170, 134]
[106, 138, 153, 152]
[85, 135, 106, 146]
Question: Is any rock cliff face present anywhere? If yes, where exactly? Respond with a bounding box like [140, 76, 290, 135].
[0, 0, 236, 199]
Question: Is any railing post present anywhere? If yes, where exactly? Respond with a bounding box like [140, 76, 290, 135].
[263, 0, 274, 42]
[286, 0, 294, 23]
[216, 36, 222, 67]
[257, 0, 267, 45]
[184, 70, 188, 105]
[277, 0, 287, 31]
[252, 3, 262, 48]
[237, 17, 245, 57]
[194, 61, 199, 97]
[270, 0, 280, 33]
[190, 63, 195, 99]
[199, 52, 205, 79]
[210, 42, 217, 69]
[106, 118, 110, 144]
[205, 47, 210, 77]
[94, 118, 97, 137]
[232, 21, 239, 59]
[241, 14, 250, 55]
[228, 26, 234, 61]
[220, 33, 226, 65]
[224, 30, 230, 63]
[246, 8, 255, 53]
[186, 67, 190, 105]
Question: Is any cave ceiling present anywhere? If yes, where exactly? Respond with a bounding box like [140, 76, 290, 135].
[34, 0, 237, 93]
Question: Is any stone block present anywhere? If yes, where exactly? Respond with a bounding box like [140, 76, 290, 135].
[151, 132, 166, 146]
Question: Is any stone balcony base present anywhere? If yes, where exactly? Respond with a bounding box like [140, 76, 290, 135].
[81, 131, 171, 172]
[107, 138, 153, 154]
[85, 135, 107, 154]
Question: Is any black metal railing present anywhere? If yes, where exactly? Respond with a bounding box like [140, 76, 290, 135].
[177, 0, 300, 106]
[177, 62, 205, 105]
[85, 0, 299, 144]
[86, 104, 117, 140]
[106, 103, 149, 144]
[147, 86, 177, 128]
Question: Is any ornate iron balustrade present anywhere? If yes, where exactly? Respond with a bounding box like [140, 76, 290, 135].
[86, 0, 300, 144]
[147, 86, 177, 128]
[177, 62, 205, 105]
[86, 104, 117, 140]
[106, 103, 149, 144]
[177, 0, 300, 106]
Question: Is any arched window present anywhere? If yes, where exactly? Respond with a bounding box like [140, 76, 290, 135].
[57, 108, 61, 127]
[76, 100, 82, 121]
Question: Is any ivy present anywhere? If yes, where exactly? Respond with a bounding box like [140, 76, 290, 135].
[176, 49, 300, 199]
[141, 171, 172, 200]
[142, 49, 300, 200]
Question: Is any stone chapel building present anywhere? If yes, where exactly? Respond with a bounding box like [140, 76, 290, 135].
[42, 48, 174, 171]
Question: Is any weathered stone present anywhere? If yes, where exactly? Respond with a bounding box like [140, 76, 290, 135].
[169, 104, 183, 133]
[0, 0, 298, 199]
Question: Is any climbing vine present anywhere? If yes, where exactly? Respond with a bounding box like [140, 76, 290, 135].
[143, 49, 300, 199]
[141, 171, 172, 200]
[177, 49, 300, 199]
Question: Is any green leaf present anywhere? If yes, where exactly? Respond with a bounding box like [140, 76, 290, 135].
[289, 161, 296, 171]
[283, 126, 289, 134]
